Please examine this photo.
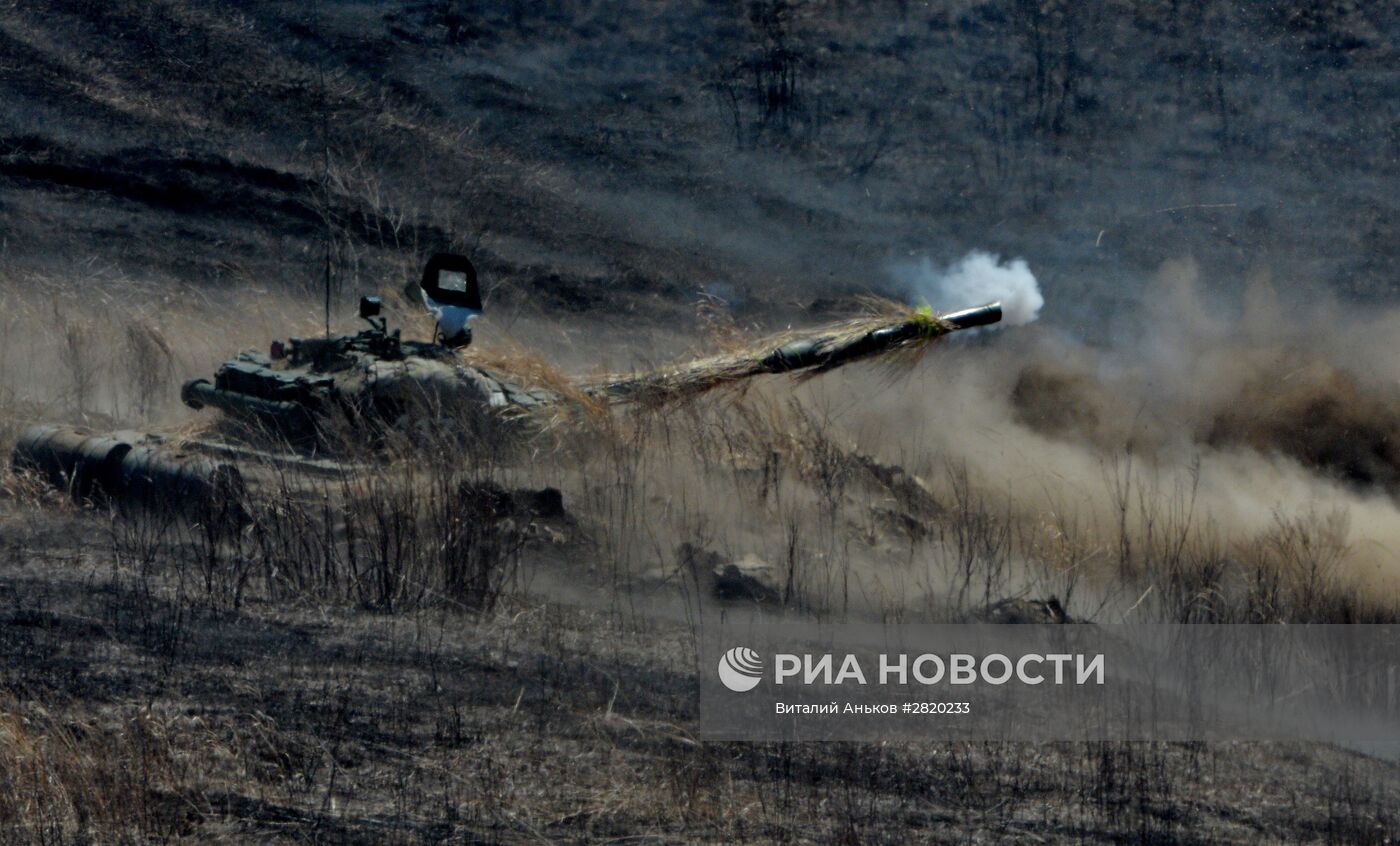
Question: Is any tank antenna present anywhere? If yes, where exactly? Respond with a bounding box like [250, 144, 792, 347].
[314, 0, 332, 337]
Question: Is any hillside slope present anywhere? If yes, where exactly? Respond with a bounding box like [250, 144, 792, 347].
[4, 0, 1399, 328]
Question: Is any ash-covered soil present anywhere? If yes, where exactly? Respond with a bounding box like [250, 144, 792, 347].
[2, 505, 1399, 844]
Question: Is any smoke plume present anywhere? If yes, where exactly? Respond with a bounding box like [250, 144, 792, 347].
[894, 251, 1044, 326]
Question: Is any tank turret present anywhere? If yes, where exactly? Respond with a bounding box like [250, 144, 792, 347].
[178, 255, 557, 448]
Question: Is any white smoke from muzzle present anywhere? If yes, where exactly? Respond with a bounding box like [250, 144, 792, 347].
[893, 251, 1043, 326]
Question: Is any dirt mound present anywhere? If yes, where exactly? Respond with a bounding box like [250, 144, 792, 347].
[1010, 362, 1118, 445]
[1206, 362, 1400, 489]
[1011, 357, 1400, 493]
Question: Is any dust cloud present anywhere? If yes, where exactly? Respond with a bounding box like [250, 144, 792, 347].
[852, 257, 1400, 605]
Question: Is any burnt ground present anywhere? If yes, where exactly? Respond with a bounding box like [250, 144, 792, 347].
[2, 503, 1399, 844]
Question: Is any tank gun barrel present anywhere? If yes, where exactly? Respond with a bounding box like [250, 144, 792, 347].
[757, 301, 1002, 375]
[593, 301, 1002, 405]
[941, 302, 1003, 331]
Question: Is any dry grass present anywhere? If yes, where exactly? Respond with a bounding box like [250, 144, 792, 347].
[0, 698, 209, 842]
[0, 530, 1397, 843]
[456, 335, 609, 433]
[0, 268, 327, 435]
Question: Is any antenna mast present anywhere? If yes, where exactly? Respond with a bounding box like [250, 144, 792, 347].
[315, 0, 332, 337]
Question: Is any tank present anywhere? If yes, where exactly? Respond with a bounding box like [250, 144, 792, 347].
[176, 316, 560, 448]
[12, 253, 1001, 507]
